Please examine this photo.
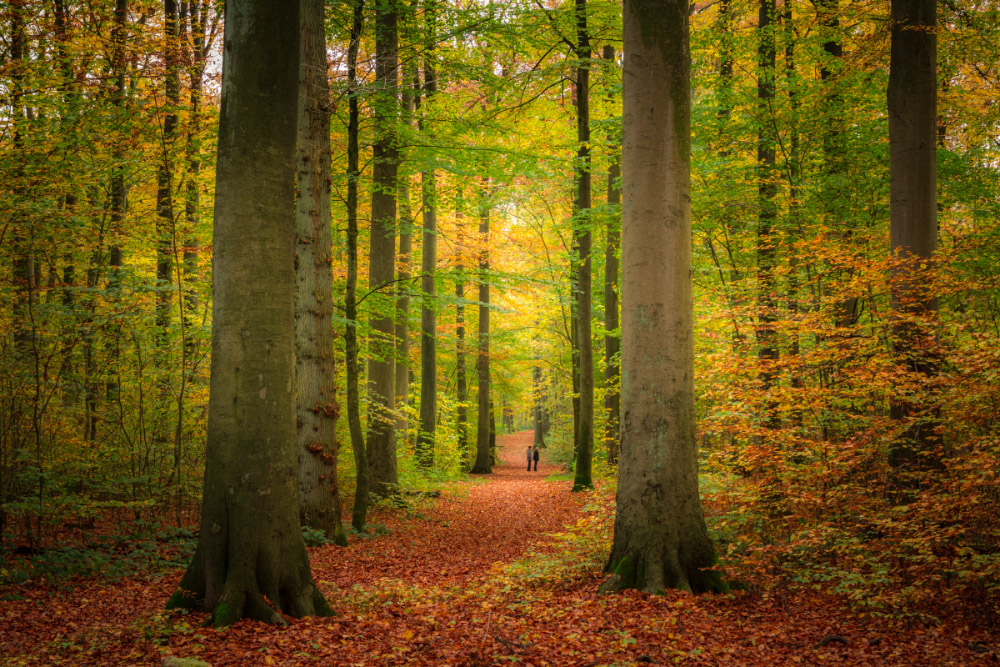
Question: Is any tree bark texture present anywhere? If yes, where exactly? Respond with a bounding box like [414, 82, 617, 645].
[887, 0, 940, 477]
[532, 365, 546, 449]
[417, 16, 438, 469]
[471, 188, 492, 474]
[155, 0, 179, 344]
[756, 0, 779, 426]
[572, 0, 594, 491]
[603, 46, 621, 466]
[601, 0, 724, 595]
[455, 256, 468, 461]
[295, 0, 347, 545]
[345, 0, 368, 531]
[367, 0, 400, 496]
[167, 0, 332, 625]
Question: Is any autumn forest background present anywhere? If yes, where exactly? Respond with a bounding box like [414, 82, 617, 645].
[2, 0, 1000, 664]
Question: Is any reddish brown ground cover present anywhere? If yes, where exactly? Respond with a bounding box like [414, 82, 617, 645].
[1, 431, 995, 666]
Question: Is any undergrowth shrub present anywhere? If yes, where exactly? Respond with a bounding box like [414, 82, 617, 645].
[699, 255, 1000, 625]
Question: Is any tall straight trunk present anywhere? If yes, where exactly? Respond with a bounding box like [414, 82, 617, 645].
[367, 0, 399, 496]
[395, 175, 414, 439]
[602, 44, 621, 466]
[717, 0, 733, 126]
[295, 0, 347, 546]
[344, 0, 368, 531]
[570, 294, 580, 450]
[817, 0, 856, 328]
[416, 5, 438, 469]
[784, 2, 804, 428]
[155, 0, 180, 345]
[167, 0, 332, 626]
[532, 365, 546, 449]
[181, 0, 214, 356]
[455, 219, 468, 461]
[887, 0, 939, 478]
[470, 184, 492, 474]
[602, 0, 724, 596]
[394, 67, 417, 441]
[756, 0, 779, 426]
[105, 0, 129, 404]
[571, 0, 594, 491]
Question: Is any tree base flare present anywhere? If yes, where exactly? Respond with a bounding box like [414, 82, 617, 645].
[599, 553, 729, 595]
[167, 543, 334, 627]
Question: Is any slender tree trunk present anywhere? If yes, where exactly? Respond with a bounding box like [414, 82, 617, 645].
[295, 0, 347, 545]
[395, 176, 413, 440]
[455, 227, 468, 462]
[367, 0, 400, 496]
[602, 44, 621, 466]
[601, 0, 724, 596]
[416, 7, 438, 468]
[471, 184, 492, 474]
[756, 0, 779, 427]
[572, 0, 594, 491]
[394, 65, 417, 441]
[784, 3, 804, 429]
[181, 0, 214, 357]
[887, 0, 940, 480]
[155, 0, 180, 347]
[105, 0, 129, 405]
[532, 365, 546, 449]
[167, 0, 332, 625]
[817, 0, 856, 329]
[344, 0, 368, 531]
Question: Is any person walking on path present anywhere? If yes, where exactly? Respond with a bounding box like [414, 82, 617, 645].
[532, 446, 539, 471]
[527, 444, 533, 471]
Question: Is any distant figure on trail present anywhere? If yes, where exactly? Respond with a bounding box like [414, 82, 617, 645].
[527, 444, 533, 471]
[533, 446, 539, 471]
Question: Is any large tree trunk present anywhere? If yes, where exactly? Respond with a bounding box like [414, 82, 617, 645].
[367, 0, 400, 497]
[602, 44, 621, 466]
[416, 9, 438, 469]
[295, 0, 347, 545]
[470, 185, 492, 474]
[166, 0, 332, 626]
[345, 0, 368, 531]
[601, 0, 724, 595]
[571, 0, 594, 492]
[887, 0, 939, 479]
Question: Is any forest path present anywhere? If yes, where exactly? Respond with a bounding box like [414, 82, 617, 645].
[2, 431, 994, 666]
[311, 430, 587, 590]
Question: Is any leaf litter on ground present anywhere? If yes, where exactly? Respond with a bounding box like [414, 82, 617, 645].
[1, 430, 996, 666]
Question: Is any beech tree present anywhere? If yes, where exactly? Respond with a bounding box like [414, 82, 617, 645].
[602, 44, 621, 466]
[887, 0, 939, 476]
[166, 0, 332, 625]
[601, 0, 724, 595]
[470, 185, 492, 474]
[295, 0, 347, 544]
[345, 0, 368, 531]
[416, 0, 439, 468]
[571, 0, 594, 492]
[368, 0, 401, 496]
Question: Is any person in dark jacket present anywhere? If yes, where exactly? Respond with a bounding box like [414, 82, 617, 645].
[532, 445, 539, 471]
